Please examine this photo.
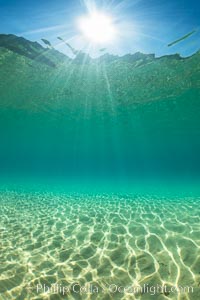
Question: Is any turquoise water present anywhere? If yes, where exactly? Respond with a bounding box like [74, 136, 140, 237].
[0, 34, 200, 299]
[1, 36, 200, 180]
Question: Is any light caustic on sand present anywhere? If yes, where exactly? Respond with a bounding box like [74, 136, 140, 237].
[0, 192, 200, 299]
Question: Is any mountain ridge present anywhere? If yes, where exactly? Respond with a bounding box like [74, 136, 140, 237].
[0, 33, 196, 68]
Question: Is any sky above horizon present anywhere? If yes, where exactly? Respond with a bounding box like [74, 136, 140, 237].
[0, 0, 200, 57]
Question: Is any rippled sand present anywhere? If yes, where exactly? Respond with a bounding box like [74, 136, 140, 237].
[0, 192, 200, 299]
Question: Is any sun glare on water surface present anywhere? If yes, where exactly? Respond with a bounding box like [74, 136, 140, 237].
[78, 12, 117, 44]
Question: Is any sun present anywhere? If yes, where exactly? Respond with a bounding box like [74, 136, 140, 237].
[78, 12, 116, 44]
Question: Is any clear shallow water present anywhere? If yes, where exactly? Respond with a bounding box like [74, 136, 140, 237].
[0, 35, 200, 299]
[0, 188, 200, 300]
[0, 40, 200, 179]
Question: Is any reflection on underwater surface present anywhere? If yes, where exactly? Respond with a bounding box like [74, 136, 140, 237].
[0, 34, 200, 299]
[0, 35, 200, 178]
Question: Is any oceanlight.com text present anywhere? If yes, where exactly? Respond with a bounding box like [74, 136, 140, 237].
[33, 282, 194, 296]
